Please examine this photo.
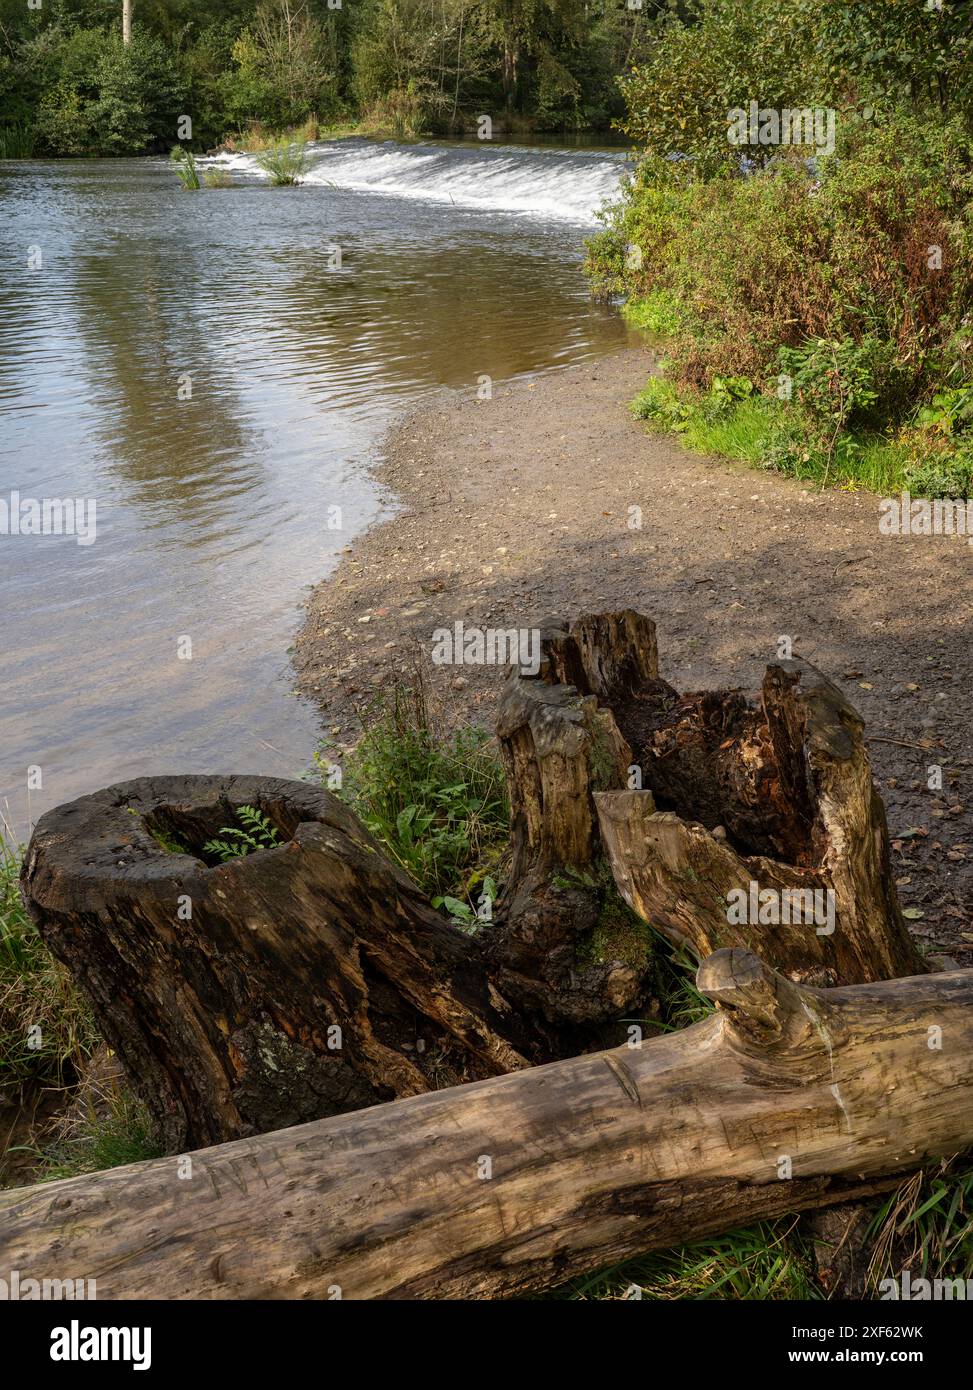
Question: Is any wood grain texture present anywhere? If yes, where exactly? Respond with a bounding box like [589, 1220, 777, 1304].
[20, 775, 531, 1150]
[596, 659, 924, 985]
[3, 950, 970, 1300]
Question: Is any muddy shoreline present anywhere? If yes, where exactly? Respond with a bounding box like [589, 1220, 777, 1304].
[295, 346, 973, 960]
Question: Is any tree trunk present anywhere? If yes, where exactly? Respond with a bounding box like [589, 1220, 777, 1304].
[20, 776, 532, 1151]
[4, 950, 971, 1301]
[491, 612, 925, 998]
[122, 0, 132, 46]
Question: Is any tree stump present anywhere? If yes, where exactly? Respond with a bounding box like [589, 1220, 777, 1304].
[491, 611, 925, 994]
[20, 776, 531, 1150]
[20, 612, 925, 1152]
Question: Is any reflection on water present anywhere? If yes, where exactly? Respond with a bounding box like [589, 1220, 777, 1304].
[0, 143, 630, 835]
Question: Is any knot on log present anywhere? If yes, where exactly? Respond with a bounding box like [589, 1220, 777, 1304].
[697, 948, 816, 1049]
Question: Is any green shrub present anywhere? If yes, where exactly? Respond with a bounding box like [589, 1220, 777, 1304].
[33, 30, 188, 157]
[621, 289, 684, 339]
[592, 110, 973, 452]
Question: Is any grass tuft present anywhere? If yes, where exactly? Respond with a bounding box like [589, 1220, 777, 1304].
[549, 1219, 821, 1300]
[170, 145, 201, 190]
[321, 682, 508, 909]
[255, 140, 310, 186]
[0, 829, 97, 1093]
[37, 1081, 162, 1183]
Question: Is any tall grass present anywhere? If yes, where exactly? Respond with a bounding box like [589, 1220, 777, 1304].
[255, 140, 310, 185]
[321, 682, 508, 906]
[170, 145, 201, 190]
[0, 125, 35, 159]
[0, 826, 96, 1094]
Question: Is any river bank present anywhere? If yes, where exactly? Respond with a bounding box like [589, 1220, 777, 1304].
[295, 345, 973, 962]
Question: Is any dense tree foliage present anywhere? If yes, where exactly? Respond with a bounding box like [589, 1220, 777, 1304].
[0, 0, 665, 154]
[585, 0, 973, 495]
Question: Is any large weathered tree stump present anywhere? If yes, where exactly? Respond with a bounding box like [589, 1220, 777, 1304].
[491, 612, 925, 996]
[4, 950, 972, 1300]
[20, 776, 531, 1150]
[19, 612, 925, 1157]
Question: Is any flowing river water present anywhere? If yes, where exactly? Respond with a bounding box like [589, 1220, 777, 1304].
[0, 137, 630, 835]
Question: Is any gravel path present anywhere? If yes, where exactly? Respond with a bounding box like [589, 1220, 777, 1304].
[296, 346, 973, 960]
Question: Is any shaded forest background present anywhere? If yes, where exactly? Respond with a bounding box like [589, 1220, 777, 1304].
[0, 0, 668, 154]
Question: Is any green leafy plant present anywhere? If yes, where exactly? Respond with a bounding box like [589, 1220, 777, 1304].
[702, 375, 755, 421]
[255, 140, 310, 185]
[434, 875, 497, 934]
[202, 805, 281, 862]
[170, 144, 201, 189]
[915, 385, 973, 438]
[324, 682, 508, 902]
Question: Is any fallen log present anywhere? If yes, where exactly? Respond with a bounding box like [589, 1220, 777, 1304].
[3, 950, 971, 1300]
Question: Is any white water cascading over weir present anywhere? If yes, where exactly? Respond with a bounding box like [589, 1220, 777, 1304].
[208, 138, 627, 223]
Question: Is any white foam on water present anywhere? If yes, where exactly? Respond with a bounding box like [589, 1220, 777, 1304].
[205, 139, 626, 223]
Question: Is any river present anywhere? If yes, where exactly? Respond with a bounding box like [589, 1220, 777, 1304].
[0, 136, 629, 836]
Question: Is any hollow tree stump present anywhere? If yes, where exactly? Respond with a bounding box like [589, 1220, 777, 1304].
[20, 776, 532, 1150]
[491, 612, 925, 995]
[20, 611, 924, 1155]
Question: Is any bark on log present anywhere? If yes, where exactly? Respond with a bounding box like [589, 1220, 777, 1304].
[20, 776, 532, 1151]
[3, 950, 971, 1301]
[493, 612, 924, 993]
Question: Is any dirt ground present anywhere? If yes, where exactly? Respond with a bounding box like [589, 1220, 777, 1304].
[295, 345, 973, 962]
